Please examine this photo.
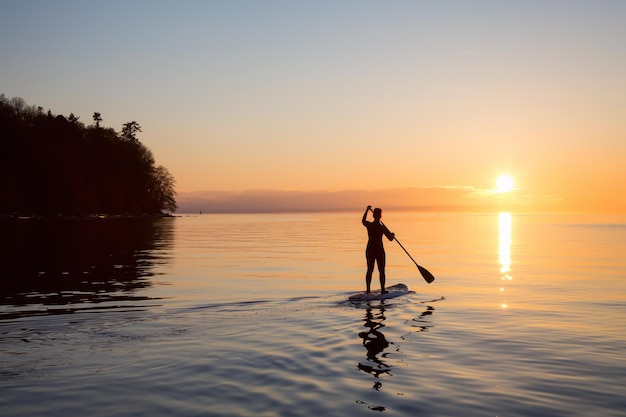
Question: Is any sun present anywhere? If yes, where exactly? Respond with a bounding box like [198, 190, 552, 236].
[495, 174, 515, 193]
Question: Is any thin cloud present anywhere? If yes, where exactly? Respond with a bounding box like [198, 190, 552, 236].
[176, 186, 625, 213]
[177, 186, 498, 213]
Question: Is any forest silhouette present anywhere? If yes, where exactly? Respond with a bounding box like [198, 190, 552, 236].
[0, 95, 177, 216]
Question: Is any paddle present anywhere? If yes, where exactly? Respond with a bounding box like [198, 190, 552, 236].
[369, 207, 435, 284]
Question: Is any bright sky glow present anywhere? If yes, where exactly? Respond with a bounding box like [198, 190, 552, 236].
[2, 1, 625, 212]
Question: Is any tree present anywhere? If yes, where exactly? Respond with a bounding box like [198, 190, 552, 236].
[150, 165, 178, 213]
[0, 95, 178, 215]
[68, 113, 80, 124]
[121, 121, 142, 143]
[9, 96, 26, 113]
[93, 112, 102, 127]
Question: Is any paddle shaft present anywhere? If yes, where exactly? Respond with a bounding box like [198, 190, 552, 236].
[368, 207, 435, 283]
[392, 236, 419, 267]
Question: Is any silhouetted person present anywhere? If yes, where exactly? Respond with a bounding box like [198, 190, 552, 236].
[362, 206, 395, 294]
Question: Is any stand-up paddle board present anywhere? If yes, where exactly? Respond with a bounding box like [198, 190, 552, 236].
[348, 283, 410, 302]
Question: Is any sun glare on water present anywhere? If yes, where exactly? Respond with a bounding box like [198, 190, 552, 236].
[496, 175, 515, 193]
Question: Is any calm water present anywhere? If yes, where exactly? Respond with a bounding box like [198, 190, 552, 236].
[1, 213, 625, 416]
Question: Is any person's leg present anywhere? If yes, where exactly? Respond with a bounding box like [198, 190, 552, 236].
[377, 251, 387, 293]
[365, 250, 375, 293]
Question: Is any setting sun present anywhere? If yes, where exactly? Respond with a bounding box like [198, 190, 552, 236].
[496, 175, 515, 193]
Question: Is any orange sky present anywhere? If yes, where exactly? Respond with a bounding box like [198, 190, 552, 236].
[2, 2, 625, 213]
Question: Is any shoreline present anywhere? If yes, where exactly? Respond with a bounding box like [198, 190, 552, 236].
[0, 213, 175, 221]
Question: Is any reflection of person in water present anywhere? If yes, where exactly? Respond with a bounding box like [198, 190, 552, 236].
[362, 206, 395, 294]
[357, 305, 391, 380]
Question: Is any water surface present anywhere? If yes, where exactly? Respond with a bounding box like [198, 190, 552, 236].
[1, 213, 625, 416]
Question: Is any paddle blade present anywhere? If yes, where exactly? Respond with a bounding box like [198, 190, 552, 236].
[417, 264, 435, 284]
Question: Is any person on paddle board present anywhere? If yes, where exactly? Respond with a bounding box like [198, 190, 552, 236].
[362, 206, 395, 294]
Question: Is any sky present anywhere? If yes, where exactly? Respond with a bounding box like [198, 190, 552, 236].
[2, 0, 625, 212]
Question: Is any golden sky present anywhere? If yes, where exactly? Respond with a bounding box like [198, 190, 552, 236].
[2, 1, 625, 212]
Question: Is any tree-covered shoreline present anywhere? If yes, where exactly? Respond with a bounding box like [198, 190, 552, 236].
[0, 95, 177, 217]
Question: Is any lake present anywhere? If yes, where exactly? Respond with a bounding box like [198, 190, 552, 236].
[1, 212, 625, 416]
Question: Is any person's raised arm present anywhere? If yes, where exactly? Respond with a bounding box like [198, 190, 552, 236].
[362, 205, 371, 225]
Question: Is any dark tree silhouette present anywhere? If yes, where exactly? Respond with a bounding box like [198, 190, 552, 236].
[68, 113, 80, 124]
[121, 121, 142, 143]
[93, 112, 102, 127]
[0, 95, 177, 216]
